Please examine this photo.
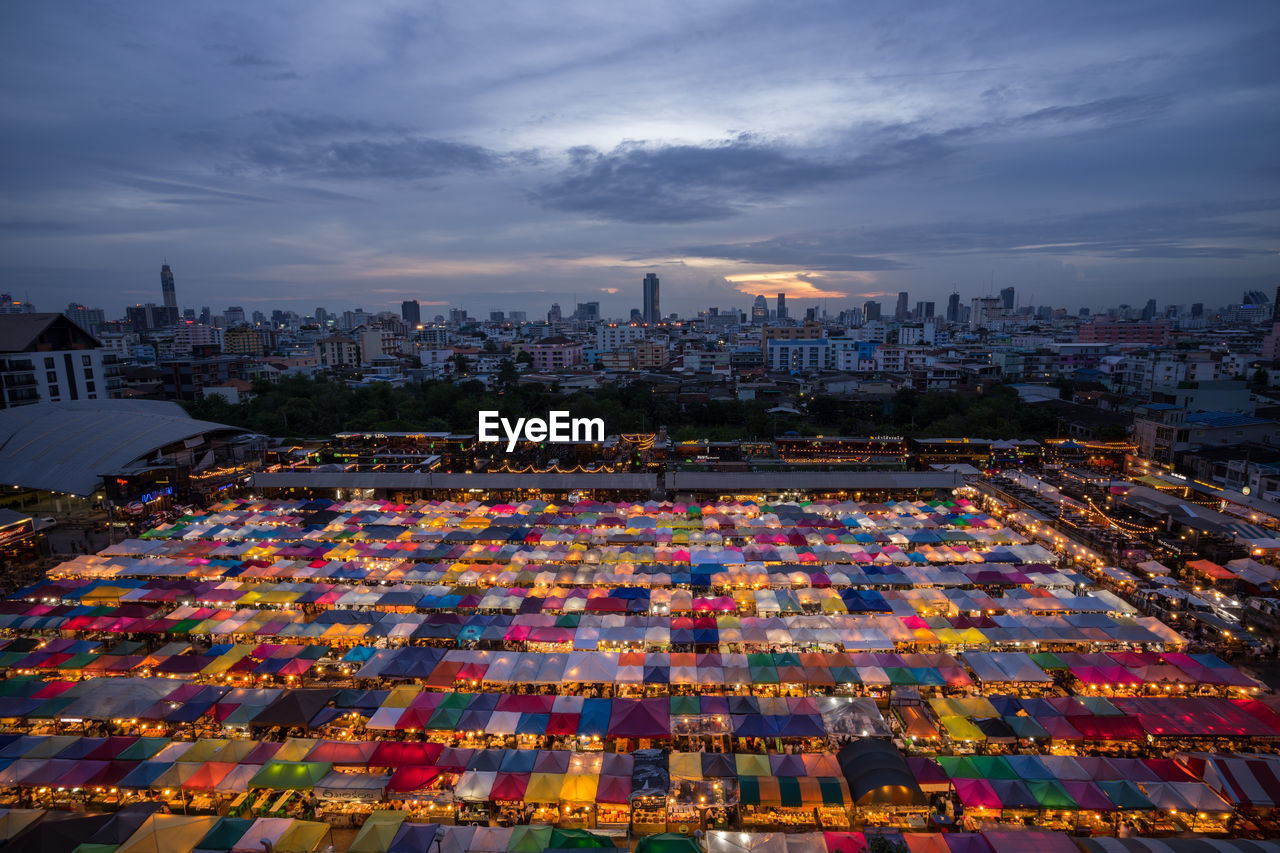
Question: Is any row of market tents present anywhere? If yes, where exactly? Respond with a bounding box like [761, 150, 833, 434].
[150, 496, 1008, 533]
[38, 561, 1090, 595]
[2, 672, 1279, 740]
[3, 810, 1280, 853]
[0, 601, 1185, 651]
[71, 538, 1056, 572]
[3, 641, 1223, 689]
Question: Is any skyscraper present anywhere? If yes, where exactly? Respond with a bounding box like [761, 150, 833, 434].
[946, 292, 961, 323]
[776, 293, 788, 321]
[751, 295, 768, 324]
[864, 300, 882, 322]
[161, 263, 177, 310]
[999, 286, 1015, 310]
[401, 300, 421, 327]
[547, 303, 562, 323]
[895, 291, 909, 320]
[643, 273, 660, 324]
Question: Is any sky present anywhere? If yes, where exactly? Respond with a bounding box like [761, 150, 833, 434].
[2, 1, 1278, 320]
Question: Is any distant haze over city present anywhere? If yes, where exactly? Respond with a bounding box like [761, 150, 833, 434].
[2, 1, 1278, 316]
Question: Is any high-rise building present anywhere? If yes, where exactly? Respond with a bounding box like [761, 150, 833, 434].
[576, 302, 600, 322]
[864, 300, 882, 322]
[401, 300, 421, 327]
[999, 286, 1015, 310]
[66, 303, 106, 335]
[0, 295, 35, 314]
[946, 293, 961, 323]
[1141, 298, 1158, 322]
[915, 301, 935, 320]
[126, 303, 173, 332]
[547, 303, 562, 323]
[224, 306, 246, 326]
[160, 264, 177, 311]
[160, 263, 177, 312]
[751, 295, 768, 324]
[776, 293, 788, 321]
[643, 273, 660, 325]
[895, 291, 909, 320]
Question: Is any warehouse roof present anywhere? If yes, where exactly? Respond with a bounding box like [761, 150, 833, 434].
[0, 400, 246, 496]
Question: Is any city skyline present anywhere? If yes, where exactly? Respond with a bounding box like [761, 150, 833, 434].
[2, 2, 1279, 316]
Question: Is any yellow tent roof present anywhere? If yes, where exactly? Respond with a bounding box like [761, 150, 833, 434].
[273, 738, 319, 763]
[668, 752, 702, 779]
[176, 738, 231, 763]
[202, 646, 255, 675]
[116, 815, 220, 853]
[559, 774, 599, 803]
[939, 715, 986, 742]
[274, 820, 330, 853]
[384, 685, 419, 708]
[523, 772, 564, 803]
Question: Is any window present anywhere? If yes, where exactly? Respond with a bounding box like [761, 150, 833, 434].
[84, 368, 93, 379]
[49, 385, 59, 398]
[82, 354, 91, 366]
[47, 371, 57, 383]
[86, 382, 96, 393]
[44, 357, 54, 369]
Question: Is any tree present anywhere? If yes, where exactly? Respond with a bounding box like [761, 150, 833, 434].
[451, 353, 469, 376]
[515, 350, 533, 367]
[496, 359, 519, 392]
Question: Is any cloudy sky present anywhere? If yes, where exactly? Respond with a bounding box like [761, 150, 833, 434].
[2, 1, 1278, 319]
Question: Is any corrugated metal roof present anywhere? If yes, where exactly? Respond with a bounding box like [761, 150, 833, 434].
[1185, 411, 1271, 428]
[0, 400, 245, 496]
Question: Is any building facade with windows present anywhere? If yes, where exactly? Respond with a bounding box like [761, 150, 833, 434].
[0, 314, 121, 409]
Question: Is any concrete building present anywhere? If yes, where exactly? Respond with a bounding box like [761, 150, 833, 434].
[1077, 318, 1171, 346]
[316, 334, 360, 369]
[0, 314, 121, 408]
[528, 336, 583, 371]
[596, 324, 646, 352]
[765, 338, 830, 372]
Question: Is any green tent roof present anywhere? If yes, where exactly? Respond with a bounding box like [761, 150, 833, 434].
[247, 761, 333, 791]
[193, 817, 254, 851]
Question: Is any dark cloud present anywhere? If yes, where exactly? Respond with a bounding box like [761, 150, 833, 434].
[199, 112, 506, 181]
[229, 52, 284, 68]
[239, 136, 501, 180]
[534, 136, 852, 223]
[534, 94, 1181, 225]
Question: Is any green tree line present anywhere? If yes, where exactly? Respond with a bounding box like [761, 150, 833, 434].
[183, 374, 1062, 441]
